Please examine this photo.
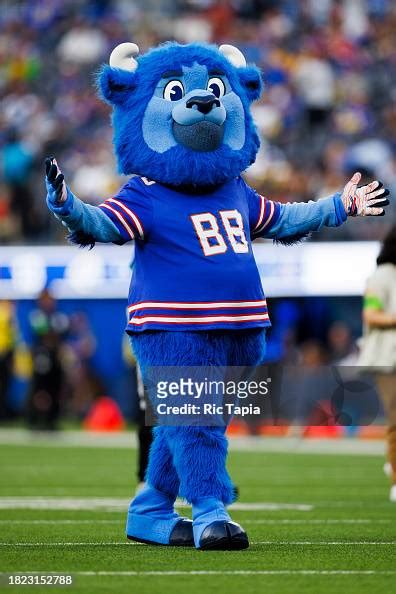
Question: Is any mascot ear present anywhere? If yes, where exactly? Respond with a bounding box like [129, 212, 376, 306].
[98, 43, 139, 105]
[98, 65, 137, 105]
[238, 66, 263, 102]
[218, 44, 262, 101]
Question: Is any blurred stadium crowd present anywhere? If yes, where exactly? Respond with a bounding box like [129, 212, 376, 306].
[1, 0, 395, 244]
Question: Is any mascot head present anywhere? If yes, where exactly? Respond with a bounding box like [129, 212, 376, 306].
[99, 42, 263, 187]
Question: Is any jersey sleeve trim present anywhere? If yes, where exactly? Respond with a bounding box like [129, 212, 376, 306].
[254, 194, 266, 231]
[99, 202, 135, 240]
[106, 198, 145, 239]
[252, 196, 281, 237]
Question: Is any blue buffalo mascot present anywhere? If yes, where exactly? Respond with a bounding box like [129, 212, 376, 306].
[45, 41, 389, 550]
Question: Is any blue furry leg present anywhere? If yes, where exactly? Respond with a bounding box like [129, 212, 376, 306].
[130, 329, 266, 504]
[164, 425, 234, 504]
[163, 425, 242, 548]
[126, 426, 186, 545]
[145, 426, 180, 498]
[129, 329, 266, 548]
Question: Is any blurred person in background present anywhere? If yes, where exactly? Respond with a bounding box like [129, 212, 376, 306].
[0, 128, 40, 239]
[26, 289, 69, 430]
[327, 321, 358, 365]
[63, 312, 103, 418]
[0, 301, 18, 420]
[358, 227, 396, 502]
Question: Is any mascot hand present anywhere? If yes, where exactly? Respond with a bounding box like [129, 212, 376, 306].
[45, 157, 74, 216]
[341, 172, 390, 217]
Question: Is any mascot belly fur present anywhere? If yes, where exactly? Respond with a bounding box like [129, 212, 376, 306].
[44, 41, 390, 550]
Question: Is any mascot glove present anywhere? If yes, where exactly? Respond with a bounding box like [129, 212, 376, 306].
[341, 172, 390, 217]
[45, 157, 74, 216]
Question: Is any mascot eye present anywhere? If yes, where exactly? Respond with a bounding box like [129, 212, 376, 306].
[163, 80, 185, 101]
[207, 77, 225, 98]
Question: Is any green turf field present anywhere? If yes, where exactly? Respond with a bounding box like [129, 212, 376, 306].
[0, 437, 395, 594]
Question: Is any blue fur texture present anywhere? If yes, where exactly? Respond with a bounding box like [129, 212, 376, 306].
[130, 330, 266, 503]
[145, 426, 180, 499]
[67, 230, 96, 249]
[130, 329, 266, 371]
[165, 425, 234, 504]
[98, 42, 263, 186]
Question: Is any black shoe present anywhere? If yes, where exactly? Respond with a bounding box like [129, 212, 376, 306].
[169, 518, 194, 546]
[127, 518, 194, 547]
[199, 520, 249, 551]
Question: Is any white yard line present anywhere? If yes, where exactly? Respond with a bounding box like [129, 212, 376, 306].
[0, 520, 120, 525]
[0, 429, 137, 449]
[0, 429, 385, 455]
[0, 541, 394, 546]
[243, 519, 391, 524]
[255, 541, 396, 545]
[0, 542, 139, 546]
[231, 503, 313, 511]
[0, 518, 391, 525]
[0, 498, 313, 512]
[1, 570, 395, 576]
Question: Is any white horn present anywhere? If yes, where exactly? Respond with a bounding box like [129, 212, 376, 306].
[109, 42, 139, 72]
[219, 44, 246, 68]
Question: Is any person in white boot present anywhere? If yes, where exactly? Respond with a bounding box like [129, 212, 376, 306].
[359, 227, 396, 502]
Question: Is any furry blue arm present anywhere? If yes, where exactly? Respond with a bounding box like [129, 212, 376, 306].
[45, 157, 123, 245]
[49, 189, 123, 245]
[264, 193, 347, 242]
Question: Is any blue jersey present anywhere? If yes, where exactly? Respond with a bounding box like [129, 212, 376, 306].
[57, 175, 345, 333]
[98, 176, 282, 332]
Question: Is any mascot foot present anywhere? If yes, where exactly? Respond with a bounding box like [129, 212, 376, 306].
[126, 485, 194, 546]
[127, 518, 194, 546]
[199, 520, 249, 551]
[192, 497, 249, 550]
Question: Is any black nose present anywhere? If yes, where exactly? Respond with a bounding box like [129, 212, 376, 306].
[186, 95, 221, 114]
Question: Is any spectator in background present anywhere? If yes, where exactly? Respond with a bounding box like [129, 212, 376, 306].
[57, 18, 107, 65]
[358, 227, 396, 502]
[0, 128, 41, 238]
[26, 289, 69, 430]
[64, 312, 103, 418]
[0, 301, 18, 420]
[293, 43, 336, 131]
[327, 321, 357, 364]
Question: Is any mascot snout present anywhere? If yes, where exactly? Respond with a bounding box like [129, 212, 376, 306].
[172, 89, 226, 151]
[186, 95, 220, 114]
